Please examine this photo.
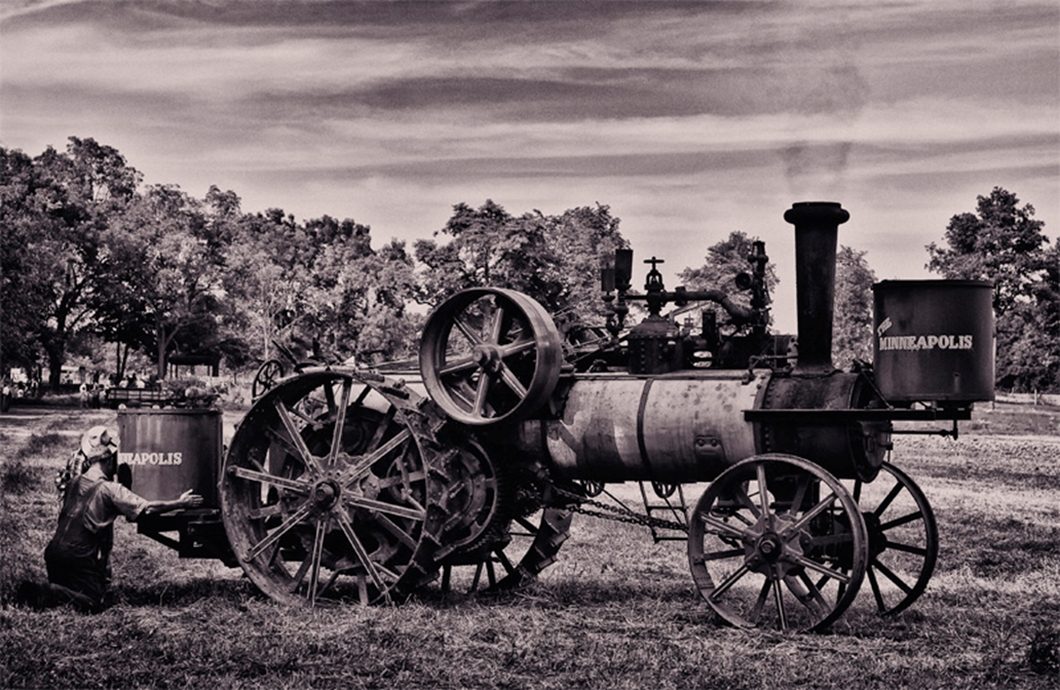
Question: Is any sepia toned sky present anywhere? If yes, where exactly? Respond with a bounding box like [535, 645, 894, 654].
[1, 0, 1057, 330]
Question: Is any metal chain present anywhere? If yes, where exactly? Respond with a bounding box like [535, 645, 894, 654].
[546, 482, 688, 532]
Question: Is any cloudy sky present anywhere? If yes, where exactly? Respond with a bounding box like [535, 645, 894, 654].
[1, 0, 1057, 330]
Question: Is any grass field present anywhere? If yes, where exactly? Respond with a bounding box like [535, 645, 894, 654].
[1, 403, 1058, 689]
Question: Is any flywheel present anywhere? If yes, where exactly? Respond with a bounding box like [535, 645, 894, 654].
[419, 288, 563, 426]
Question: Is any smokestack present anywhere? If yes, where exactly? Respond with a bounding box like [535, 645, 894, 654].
[784, 201, 849, 372]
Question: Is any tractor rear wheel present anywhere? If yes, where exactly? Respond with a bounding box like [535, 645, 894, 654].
[221, 369, 449, 606]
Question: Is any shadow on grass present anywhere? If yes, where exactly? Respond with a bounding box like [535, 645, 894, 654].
[412, 576, 695, 611]
[111, 576, 258, 608]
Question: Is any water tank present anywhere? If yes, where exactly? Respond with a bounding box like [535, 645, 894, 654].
[873, 280, 994, 403]
[116, 408, 223, 506]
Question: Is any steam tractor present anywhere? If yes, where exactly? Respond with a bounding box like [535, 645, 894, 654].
[120, 201, 994, 632]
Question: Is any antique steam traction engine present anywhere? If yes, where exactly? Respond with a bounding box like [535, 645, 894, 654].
[124, 201, 994, 632]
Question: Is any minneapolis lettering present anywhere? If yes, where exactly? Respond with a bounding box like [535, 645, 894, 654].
[118, 451, 183, 465]
[878, 334, 973, 351]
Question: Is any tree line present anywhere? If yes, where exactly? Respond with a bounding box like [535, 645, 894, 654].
[2, 138, 1055, 392]
[0, 138, 624, 388]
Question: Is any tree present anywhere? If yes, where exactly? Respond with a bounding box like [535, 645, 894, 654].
[832, 246, 876, 368]
[414, 200, 626, 327]
[926, 187, 1056, 391]
[538, 204, 626, 323]
[100, 184, 229, 378]
[927, 187, 1049, 316]
[2, 138, 142, 388]
[679, 231, 779, 326]
[226, 210, 418, 365]
[994, 243, 1060, 392]
[0, 148, 47, 376]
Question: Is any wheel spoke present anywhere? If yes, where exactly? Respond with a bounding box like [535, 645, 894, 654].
[488, 306, 506, 344]
[773, 575, 788, 631]
[790, 554, 852, 584]
[783, 492, 837, 536]
[230, 466, 310, 494]
[307, 519, 326, 604]
[729, 486, 762, 519]
[867, 565, 886, 613]
[375, 514, 418, 549]
[472, 374, 491, 417]
[701, 514, 750, 540]
[246, 503, 313, 561]
[709, 563, 751, 600]
[885, 541, 928, 556]
[327, 379, 353, 468]
[287, 549, 314, 593]
[334, 511, 387, 593]
[366, 407, 396, 453]
[453, 317, 482, 345]
[485, 558, 497, 588]
[700, 548, 745, 562]
[497, 363, 528, 399]
[749, 577, 772, 624]
[880, 510, 923, 531]
[323, 381, 337, 417]
[273, 400, 324, 475]
[515, 516, 539, 535]
[249, 503, 285, 520]
[345, 495, 426, 522]
[755, 463, 771, 525]
[808, 532, 854, 548]
[873, 559, 914, 594]
[377, 470, 425, 489]
[439, 357, 478, 377]
[786, 474, 809, 517]
[495, 547, 516, 575]
[792, 571, 831, 620]
[342, 429, 411, 485]
[874, 481, 904, 517]
[499, 340, 535, 358]
[852, 479, 862, 503]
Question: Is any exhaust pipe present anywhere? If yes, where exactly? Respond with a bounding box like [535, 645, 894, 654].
[784, 201, 849, 373]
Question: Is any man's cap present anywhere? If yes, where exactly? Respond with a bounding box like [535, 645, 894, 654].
[80, 425, 118, 460]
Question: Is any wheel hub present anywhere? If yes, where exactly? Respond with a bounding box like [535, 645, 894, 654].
[311, 479, 340, 510]
[756, 533, 783, 562]
[743, 515, 804, 577]
[472, 343, 503, 374]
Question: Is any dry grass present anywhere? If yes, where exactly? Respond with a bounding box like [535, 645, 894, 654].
[0, 405, 1058, 689]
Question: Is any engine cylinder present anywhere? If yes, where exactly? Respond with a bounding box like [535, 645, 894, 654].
[511, 371, 765, 483]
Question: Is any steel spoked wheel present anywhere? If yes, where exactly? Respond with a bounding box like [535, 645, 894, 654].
[419, 288, 563, 426]
[252, 359, 285, 400]
[846, 462, 938, 616]
[222, 369, 447, 606]
[437, 437, 509, 561]
[688, 454, 868, 632]
[438, 506, 574, 594]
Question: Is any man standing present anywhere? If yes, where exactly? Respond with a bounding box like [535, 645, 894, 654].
[43, 426, 203, 611]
